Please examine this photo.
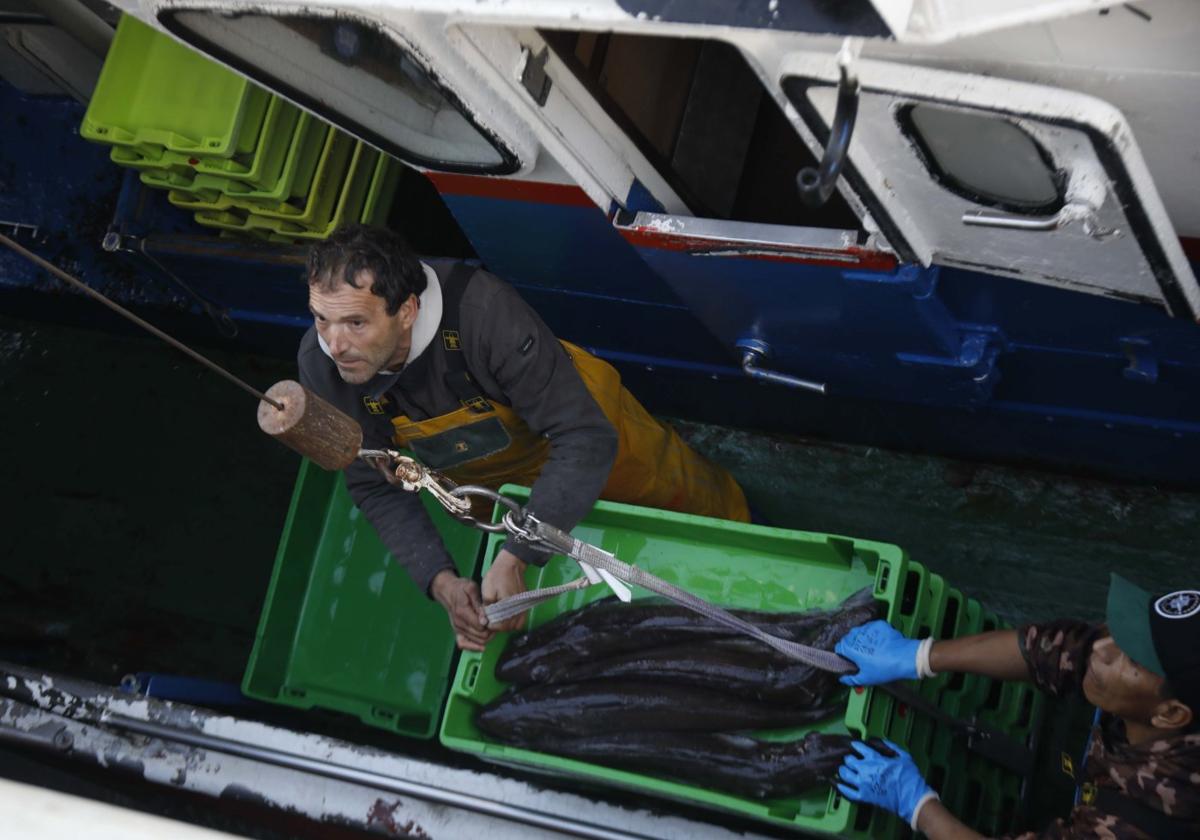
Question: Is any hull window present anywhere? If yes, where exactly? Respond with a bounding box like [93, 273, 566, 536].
[160, 11, 517, 175]
[900, 104, 1064, 214]
[541, 30, 859, 231]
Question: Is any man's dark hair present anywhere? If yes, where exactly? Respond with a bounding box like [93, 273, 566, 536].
[307, 224, 426, 314]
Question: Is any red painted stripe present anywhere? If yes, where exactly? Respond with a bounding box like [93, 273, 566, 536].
[426, 173, 1200, 273]
[424, 172, 596, 208]
[617, 225, 899, 272]
[1180, 236, 1200, 264]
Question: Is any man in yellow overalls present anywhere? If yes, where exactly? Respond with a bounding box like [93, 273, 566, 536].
[299, 225, 748, 650]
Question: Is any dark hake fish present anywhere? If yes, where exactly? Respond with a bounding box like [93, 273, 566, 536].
[476, 680, 842, 741]
[497, 587, 880, 686]
[524, 593, 880, 700]
[509, 730, 855, 800]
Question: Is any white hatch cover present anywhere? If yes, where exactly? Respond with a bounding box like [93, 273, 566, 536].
[780, 54, 1200, 319]
[866, 0, 1136, 44]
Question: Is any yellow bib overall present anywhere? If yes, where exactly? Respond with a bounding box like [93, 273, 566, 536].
[387, 272, 749, 523]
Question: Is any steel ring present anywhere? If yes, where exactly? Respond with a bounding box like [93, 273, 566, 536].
[449, 485, 524, 532]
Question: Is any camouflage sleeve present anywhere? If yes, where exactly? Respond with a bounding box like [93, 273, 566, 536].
[1016, 619, 1103, 698]
[996, 811, 1153, 840]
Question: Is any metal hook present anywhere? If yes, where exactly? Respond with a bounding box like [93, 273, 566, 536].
[448, 485, 527, 533]
[796, 45, 860, 209]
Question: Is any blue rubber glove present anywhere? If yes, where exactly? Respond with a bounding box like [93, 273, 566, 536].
[835, 619, 921, 686]
[837, 740, 937, 829]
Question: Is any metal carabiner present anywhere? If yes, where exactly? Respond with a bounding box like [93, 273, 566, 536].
[359, 451, 475, 516]
[448, 485, 528, 534]
[502, 509, 539, 544]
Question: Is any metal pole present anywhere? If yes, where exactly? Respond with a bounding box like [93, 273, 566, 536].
[105, 715, 654, 840]
[0, 232, 284, 410]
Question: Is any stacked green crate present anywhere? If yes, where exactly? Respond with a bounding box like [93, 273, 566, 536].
[440, 487, 1048, 839]
[82, 15, 400, 241]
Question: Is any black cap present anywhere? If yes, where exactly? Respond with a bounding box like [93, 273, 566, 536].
[1107, 574, 1200, 716]
[1150, 588, 1200, 715]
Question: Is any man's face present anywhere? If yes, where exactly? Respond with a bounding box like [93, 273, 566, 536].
[1083, 634, 1167, 721]
[309, 273, 416, 385]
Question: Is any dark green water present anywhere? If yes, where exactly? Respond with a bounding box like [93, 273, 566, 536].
[0, 315, 298, 684]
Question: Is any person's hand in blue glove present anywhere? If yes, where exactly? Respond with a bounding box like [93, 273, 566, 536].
[837, 740, 939, 830]
[835, 619, 932, 686]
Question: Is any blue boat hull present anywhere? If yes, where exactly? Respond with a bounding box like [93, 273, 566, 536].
[3, 82, 1198, 487]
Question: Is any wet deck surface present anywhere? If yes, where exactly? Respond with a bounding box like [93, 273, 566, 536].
[0, 313, 1195, 835]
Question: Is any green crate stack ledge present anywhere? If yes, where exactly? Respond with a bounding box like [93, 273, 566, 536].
[243, 459, 485, 739]
[82, 15, 400, 241]
[440, 485, 1047, 839]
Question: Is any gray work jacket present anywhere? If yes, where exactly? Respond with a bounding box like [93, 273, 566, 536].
[298, 260, 618, 596]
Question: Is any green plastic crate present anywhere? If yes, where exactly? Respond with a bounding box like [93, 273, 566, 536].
[264, 149, 400, 239]
[248, 130, 356, 226]
[225, 116, 329, 205]
[268, 143, 379, 239]
[191, 130, 355, 235]
[261, 151, 400, 242]
[441, 485, 912, 837]
[190, 208, 257, 236]
[111, 145, 194, 180]
[361, 154, 402, 226]
[164, 180, 243, 211]
[82, 15, 267, 158]
[163, 117, 329, 210]
[134, 97, 301, 192]
[242, 458, 483, 738]
[440, 486, 1044, 837]
[195, 142, 378, 241]
[190, 96, 301, 187]
[126, 96, 297, 187]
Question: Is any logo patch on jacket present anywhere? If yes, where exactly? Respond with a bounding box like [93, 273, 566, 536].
[442, 329, 462, 350]
[362, 395, 388, 415]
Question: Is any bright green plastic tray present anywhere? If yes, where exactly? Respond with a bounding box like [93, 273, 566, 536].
[361, 154, 402, 226]
[163, 118, 329, 210]
[263, 151, 400, 242]
[242, 458, 483, 738]
[82, 15, 267, 158]
[136, 98, 301, 191]
[123, 95, 301, 188]
[269, 143, 379, 239]
[249, 130, 356, 225]
[111, 144, 194, 180]
[190, 96, 300, 186]
[195, 142, 377, 241]
[192, 130, 354, 236]
[440, 485, 1043, 837]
